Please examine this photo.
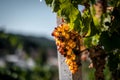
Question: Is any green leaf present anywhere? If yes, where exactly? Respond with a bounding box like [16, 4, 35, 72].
[52, 0, 61, 12]
[84, 34, 100, 48]
[90, 6, 95, 17]
[93, 16, 100, 28]
[57, 1, 82, 31]
[108, 0, 120, 7]
[69, 5, 80, 21]
[91, 34, 100, 46]
[82, 9, 92, 36]
[75, 0, 90, 5]
[84, 37, 93, 48]
[45, 0, 53, 6]
[71, 15, 81, 32]
[85, 26, 91, 37]
[59, 0, 66, 3]
[86, 21, 99, 37]
[60, 2, 80, 19]
[69, 11, 81, 31]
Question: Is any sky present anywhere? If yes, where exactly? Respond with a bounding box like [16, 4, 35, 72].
[0, 0, 56, 39]
[0, 0, 83, 39]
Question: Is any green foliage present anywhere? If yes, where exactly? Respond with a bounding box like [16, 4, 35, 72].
[108, 50, 120, 71]
[84, 37, 92, 48]
[110, 6, 120, 33]
[45, 0, 120, 49]
[100, 31, 120, 51]
[81, 10, 90, 34]
[106, 50, 120, 79]
[45, 0, 53, 6]
[45, 0, 120, 79]
[45, 0, 102, 47]
[84, 34, 100, 48]
[108, 0, 120, 7]
[45, 0, 120, 51]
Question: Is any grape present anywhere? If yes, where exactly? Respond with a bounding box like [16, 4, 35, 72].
[52, 23, 81, 73]
[89, 46, 106, 80]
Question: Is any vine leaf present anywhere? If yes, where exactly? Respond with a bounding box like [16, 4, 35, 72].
[84, 37, 92, 48]
[93, 16, 101, 28]
[86, 21, 99, 37]
[57, 1, 81, 31]
[91, 34, 100, 46]
[45, 0, 53, 6]
[52, 0, 61, 12]
[70, 15, 81, 32]
[82, 10, 91, 36]
[59, 0, 66, 3]
[84, 34, 100, 48]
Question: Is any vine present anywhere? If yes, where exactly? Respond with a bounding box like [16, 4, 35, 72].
[45, 0, 120, 80]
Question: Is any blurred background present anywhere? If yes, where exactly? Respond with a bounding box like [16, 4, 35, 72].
[0, 0, 58, 80]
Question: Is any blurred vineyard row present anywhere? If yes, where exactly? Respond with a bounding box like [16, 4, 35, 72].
[0, 29, 58, 80]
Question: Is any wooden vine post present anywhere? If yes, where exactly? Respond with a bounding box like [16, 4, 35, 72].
[57, 16, 82, 80]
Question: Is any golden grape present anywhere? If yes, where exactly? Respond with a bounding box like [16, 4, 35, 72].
[52, 23, 82, 73]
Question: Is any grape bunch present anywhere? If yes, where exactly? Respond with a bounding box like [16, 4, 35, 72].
[89, 46, 106, 80]
[52, 23, 81, 74]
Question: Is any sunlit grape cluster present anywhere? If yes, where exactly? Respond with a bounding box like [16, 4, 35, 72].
[52, 23, 81, 73]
